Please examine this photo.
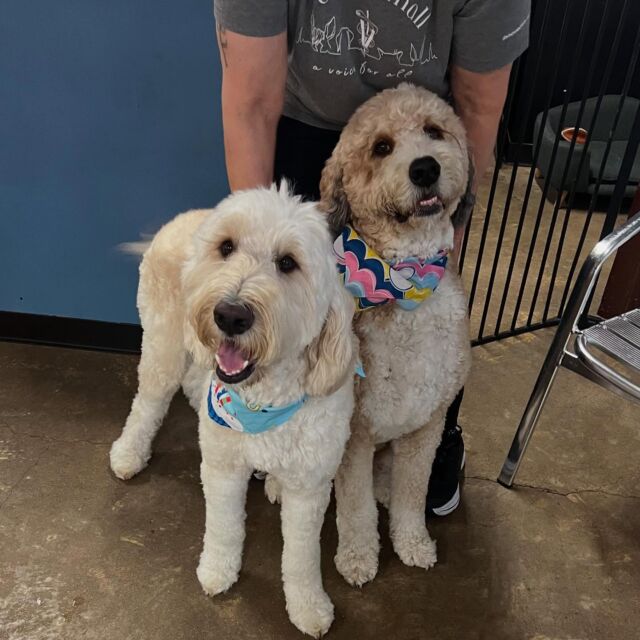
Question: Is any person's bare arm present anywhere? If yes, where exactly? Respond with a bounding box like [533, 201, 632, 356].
[216, 26, 287, 191]
[450, 63, 512, 256]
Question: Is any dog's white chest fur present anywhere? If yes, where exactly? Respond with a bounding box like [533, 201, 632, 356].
[355, 269, 471, 444]
[198, 381, 353, 489]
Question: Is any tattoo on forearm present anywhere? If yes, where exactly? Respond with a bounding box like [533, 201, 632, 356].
[217, 25, 229, 67]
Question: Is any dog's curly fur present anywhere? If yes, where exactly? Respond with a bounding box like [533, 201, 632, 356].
[110, 184, 357, 637]
[322, 84, 472, 585]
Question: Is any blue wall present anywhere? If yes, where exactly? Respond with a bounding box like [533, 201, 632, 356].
[0, 1, 227, 324]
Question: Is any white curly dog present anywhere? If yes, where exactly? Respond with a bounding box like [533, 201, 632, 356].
[321, 84, 473, 586]
[110, 184, 357, 637]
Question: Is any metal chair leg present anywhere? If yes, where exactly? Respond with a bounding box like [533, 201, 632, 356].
[497, 357, 561, 487]
[497, 316, 575, 487]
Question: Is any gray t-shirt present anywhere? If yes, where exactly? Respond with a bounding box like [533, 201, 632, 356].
[214, 0, 530, 130]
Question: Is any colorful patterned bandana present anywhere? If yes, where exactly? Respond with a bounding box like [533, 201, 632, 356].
[333, 225, 448, 312]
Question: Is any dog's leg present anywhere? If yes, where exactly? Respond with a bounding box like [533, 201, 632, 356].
[389, 412, 445, 570]
[197, 462, 252, 596]
[280, 482, 334, 638]
[334, 431, 379, 587]
[110, 330, 186, 480]
[373, 444, 393, 509]
[181, 358, 207, 411]
[264, 473, 282, 504]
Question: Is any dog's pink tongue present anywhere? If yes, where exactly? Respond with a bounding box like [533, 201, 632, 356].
[216, 342, 246, 373]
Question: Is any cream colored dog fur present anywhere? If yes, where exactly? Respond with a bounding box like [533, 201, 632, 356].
[321, 84, 472, 586]
[110, 185, 357, 637]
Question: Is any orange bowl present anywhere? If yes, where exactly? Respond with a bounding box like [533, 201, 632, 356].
[561, 127, 588, 144]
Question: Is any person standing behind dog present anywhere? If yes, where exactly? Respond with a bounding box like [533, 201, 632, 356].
[212, 0, 530, 517]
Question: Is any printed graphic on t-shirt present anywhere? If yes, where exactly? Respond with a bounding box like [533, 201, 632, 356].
[296, 4, 438, 81]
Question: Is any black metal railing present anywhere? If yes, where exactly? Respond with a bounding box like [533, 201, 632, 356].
[462, 0, 640, 347]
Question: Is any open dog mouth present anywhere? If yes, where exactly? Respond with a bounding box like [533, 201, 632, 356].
[415, 193, 444, 217]
[391, 193, 444, 223]
[215, 340, 255, 384]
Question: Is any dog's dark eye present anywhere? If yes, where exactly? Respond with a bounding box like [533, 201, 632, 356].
[372, 138, 394, 157]
[424, 125, 444, 140]
[219, 239, 234, 258]
[277, 255, 298, 273]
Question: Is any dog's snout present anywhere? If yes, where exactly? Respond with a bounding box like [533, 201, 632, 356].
[213, 301, 254, 336]
[409, 156, 441, 188]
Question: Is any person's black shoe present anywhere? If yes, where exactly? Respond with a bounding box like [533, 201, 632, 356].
[426, 424, 465, 517]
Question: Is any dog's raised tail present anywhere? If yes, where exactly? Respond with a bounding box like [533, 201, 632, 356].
[118, 235, 153, 257]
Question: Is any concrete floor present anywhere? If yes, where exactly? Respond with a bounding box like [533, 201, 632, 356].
[1, 331, 638, 640]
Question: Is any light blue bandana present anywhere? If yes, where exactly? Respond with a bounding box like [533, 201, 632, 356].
[207, 378, 306, 435]
[207, 365, 365, 435]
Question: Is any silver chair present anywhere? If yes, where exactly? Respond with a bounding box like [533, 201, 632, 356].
[498, 210, 640, 487]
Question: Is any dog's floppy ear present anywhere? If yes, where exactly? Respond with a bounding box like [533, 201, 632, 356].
[320, 154, 351, 237]
[450, 152, 476, 229]
[305, 291, 356, 397]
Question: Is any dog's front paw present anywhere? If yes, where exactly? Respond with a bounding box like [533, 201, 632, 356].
[109, 437, 149, 480]
[285, 588, 334, 638]
[335, 540, 379, 587]
[264, 474, 282, 504]
[393, 529, 437, 570]
[196, 560, 238, 597]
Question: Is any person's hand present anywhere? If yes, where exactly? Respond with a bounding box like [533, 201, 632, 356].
[450, 63, 512, 267]
[452, 225, 465, 265]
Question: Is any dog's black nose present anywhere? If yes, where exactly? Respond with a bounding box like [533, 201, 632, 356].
[213, 301, 254, 336]
[409, 156, 441, 187]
